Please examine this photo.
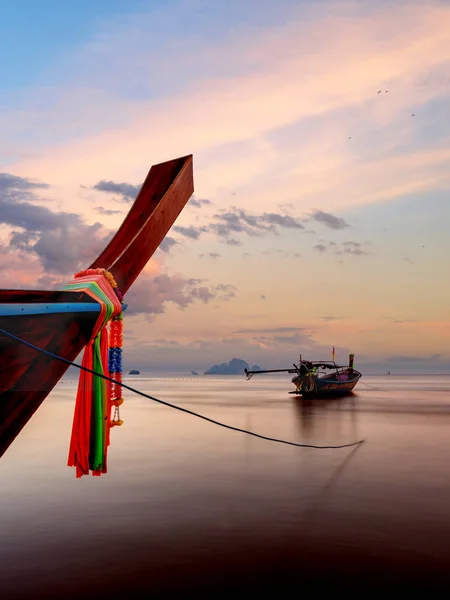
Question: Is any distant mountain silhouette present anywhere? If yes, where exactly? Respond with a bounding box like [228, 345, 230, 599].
[204, 358, 249, 375]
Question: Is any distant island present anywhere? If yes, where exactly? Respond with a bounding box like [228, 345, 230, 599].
[204, 358, 262, 375]
[128, 369, 140, 375]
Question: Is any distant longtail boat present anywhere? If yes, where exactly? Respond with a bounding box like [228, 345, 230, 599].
[245, 353, 361, 397]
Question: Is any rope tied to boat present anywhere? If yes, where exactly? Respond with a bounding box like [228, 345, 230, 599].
[63, 268, 124, 478]
[359, 381, 380, 390]
[0, 326, 366, 469]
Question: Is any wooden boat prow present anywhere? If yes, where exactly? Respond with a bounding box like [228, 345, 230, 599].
[90, 154, 193, 293]
[0, 154, 194, 458]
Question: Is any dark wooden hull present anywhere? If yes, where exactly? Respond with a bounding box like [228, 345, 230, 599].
[0, 293, 99, 458]
[0, 155, 194, 458]
[292, 370, 361, 398]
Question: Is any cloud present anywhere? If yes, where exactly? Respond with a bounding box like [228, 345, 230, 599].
[234, 326, 303, 334]
[240, 329, 319, 352]
[387, 354, 442, 365]
[172, 225, 207, 240]
[262, 248, 301, 258]
[210, 209, 269, 237]
[274, 249, 302, 258]
[92, 180, 141, 201]
[125, 273, 236, 317]
[95, 206, 123, 216]
[159, 236, 178, 253]
[343, 247, 370, 256]
[261, 213, 304, 229]
[0, 173, 110, 274]
[225, 237, 242, 246]
[0, 173, 48, 193]
[317, 240, 372, 257]
[191, 286, 215, 303]
[0, 173, 63, 231]
[318, 315, 342, 322]
[189, 196, 212, 208]
[310, 210, 349, 230]
[209, 207, 304, 243]
[278, 202, 295, 213]
[215, 283, 237, 300]
[30, 222, 107, 273]
[391, 319, 418, 324]
[35, 274, 65, 289]
[270, 333, 308, 345]
[0, 243, 42, 287]
[338, 240, 371, 256]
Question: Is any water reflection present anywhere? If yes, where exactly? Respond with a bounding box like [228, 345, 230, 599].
[301, 442, 364, 523]
[291, 392, 360, 445]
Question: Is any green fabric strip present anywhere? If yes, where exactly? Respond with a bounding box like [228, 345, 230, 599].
[89, 335, 107, 471]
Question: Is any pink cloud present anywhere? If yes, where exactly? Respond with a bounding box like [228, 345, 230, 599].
[0, 247, 42, 288]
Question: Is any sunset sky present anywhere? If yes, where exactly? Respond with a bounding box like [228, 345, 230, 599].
[1, 0, 450, 373]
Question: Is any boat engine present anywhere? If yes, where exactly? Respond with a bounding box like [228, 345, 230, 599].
[294, 374, 315, 393]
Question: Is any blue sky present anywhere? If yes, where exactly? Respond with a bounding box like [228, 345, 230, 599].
[0, 0, 152, 90]
[0, 0, 306, 95]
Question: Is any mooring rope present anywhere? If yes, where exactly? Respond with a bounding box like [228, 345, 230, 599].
[360, 380, 380, 390]
[0, 327, 365, 450]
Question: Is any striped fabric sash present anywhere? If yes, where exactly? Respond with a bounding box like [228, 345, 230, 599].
[64, 270, 123, 478]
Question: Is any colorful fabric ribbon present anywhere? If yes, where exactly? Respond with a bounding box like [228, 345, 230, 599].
[64, 269, 123, 478]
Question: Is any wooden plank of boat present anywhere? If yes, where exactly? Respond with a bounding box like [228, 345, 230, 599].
[0, 154, 194, 459]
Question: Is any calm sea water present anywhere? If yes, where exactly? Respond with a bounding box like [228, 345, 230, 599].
[2, 374, 450, 597]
